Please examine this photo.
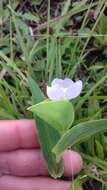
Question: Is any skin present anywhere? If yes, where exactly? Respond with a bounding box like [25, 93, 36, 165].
[0, 119, 83, 190]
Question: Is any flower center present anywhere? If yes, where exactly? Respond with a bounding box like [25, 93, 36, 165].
[60, 87, 67, 93]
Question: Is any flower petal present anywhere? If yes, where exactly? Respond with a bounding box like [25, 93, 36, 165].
[51, 78, 63, 87]
[64, 80, 82, 100]
[47, 86, 63, 100]
[51, 78, 73, 88]
[62, 78, 74, 87]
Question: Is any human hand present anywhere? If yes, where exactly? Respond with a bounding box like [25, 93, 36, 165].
[0, 119, 83, 190]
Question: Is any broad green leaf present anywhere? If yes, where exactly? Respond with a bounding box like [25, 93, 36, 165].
[28, 100, 74, 134]
[27, 76, 63, 178]
[53, 119, 107, 161]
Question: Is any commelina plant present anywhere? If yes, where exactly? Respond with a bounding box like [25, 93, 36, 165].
[28, 76, 107, 179]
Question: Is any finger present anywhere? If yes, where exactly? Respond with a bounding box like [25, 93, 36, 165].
[0, 176, 83, 190]
[63, 150, 83, 176]
[0, 120, 39, 151]
[0, 149, 83, 177]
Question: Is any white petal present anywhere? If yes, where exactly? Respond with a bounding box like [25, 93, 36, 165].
[51, 78, 63, 87]
[62, 78, 74, 87]
[51, 78, 73, 88]
[47, 86, 63, 100]
[65, 80, 82, 100]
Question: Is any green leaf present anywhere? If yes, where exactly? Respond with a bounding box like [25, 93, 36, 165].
[28, 100, 74, 134]
[53, 119, 107, 161]
[27, 76, 63, 178]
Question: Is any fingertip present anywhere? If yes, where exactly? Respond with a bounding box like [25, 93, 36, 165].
[63, 150, 83, 176]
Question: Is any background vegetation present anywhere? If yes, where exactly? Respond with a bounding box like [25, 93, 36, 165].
[0, 0, 107, 189]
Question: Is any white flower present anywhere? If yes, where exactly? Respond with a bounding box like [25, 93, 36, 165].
[47, 78, 82, 100]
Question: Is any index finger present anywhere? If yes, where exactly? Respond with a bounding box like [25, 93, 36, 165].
[0, 120, 39, 151]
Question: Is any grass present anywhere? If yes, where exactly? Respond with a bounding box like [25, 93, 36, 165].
[0, 0, 107, 189]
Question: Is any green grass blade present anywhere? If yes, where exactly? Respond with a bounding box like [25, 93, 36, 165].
[7, 5, 31, 72]
[76, 73, 107, 111]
